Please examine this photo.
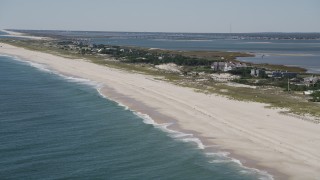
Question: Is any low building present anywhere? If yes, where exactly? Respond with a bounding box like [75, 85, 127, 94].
[211, 62, 226, 71]
[304, 76, 319, 86]
[271, 71, 297, 78]
[265, 71, 273, 78]
[283, 72, 297, 78]
[211, 62, 247, 72]
[251, 69, 260, 77]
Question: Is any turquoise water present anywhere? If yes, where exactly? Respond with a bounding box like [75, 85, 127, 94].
[0, 55, 270, 179]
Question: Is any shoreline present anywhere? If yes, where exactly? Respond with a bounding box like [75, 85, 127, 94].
[1, 43, 320, 179]
[0, 29, 49, 40]
[99, 84, 279, 179]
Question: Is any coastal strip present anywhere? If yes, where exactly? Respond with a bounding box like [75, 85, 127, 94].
[0, 29, 49, 40]
[1, 43, 320, 180]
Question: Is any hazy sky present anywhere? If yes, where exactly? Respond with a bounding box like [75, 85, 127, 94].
[0, 0, 319, 33]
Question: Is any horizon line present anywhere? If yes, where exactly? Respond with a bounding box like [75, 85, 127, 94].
[3, 29, 320, 34]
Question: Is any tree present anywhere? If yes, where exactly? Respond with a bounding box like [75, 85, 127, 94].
[310, 91, 320, 102]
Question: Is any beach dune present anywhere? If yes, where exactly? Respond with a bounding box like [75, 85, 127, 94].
[0, 43, 319, 180]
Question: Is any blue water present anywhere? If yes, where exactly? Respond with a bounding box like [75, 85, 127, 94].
[0, 31, 8, 35]
[2, 30, 320, 73]
[0, 55, 270, 179]
[92, 38, 320, 73]
[0, 31, 9, 37]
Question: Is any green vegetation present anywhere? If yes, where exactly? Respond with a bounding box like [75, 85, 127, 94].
[1, 38, 319, 119]
[311, 91, 320, 102]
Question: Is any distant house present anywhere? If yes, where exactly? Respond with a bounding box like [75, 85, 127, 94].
[282, 72, 298, 78]
[271, 71, 297, 78]
[211, 62, 247, 72]
[211, 62, 226, 71]
[88, 44, 96, 48]
[272, 71, 283, 78]
[235, 62, 247, 68]
[250, 69, 263, 77]
[224, 62, 235, 71]
[304, 76, 319, 86]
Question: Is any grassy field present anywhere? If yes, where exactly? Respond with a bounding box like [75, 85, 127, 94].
[1, 39, 319, 120]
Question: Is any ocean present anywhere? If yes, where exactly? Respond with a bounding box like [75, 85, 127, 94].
[0, 55, 272, 179]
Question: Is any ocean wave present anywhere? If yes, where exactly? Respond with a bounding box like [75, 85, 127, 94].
[131, 111, 274, 179]
[96, 86, 274, 180]
[96, 88, 130, 110]
[27, 61, 53, 73]
[128, 105, 273, 179]
[133, 112, 206, 149]
[62, 76, 102, 89]
[3, 55, 54, 73]
[95, 89, 206, 150]
[206, 152, 274, 180]
[3, 54, 274, 180]
[3, 54, 103, 90]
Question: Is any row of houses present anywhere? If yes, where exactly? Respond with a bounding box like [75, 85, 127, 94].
[211, 62, 248, 72]
[251, 69, 298, 78]
[251, 69, 319, 87]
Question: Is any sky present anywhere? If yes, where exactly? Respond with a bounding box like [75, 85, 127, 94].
[0, 0, 319, 33]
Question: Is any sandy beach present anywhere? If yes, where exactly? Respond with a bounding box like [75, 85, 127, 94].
[0, 30, 48, 40]
[0, 42, 320, 179]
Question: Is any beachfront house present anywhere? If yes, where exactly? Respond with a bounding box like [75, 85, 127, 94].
[211, 62, 247, 72]
[211, 62, 226, 71]
[250, 69, 260, 77]
[303, 76, 319, 87]
[271, 71, 297, 78]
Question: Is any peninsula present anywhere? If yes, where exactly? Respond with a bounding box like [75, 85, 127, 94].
[0, 31, 320, 180]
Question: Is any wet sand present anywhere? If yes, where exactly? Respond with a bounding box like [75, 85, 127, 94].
[1, 43, 320, 180]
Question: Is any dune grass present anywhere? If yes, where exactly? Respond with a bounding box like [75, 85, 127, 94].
[1, 39, 319, 120]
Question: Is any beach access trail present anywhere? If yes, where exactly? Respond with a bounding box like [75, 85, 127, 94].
[1, 43, 320, 180]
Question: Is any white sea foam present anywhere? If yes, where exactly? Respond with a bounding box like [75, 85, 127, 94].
[27, 61, 53, 73]
[62, 75, 102, 89]
[3, 54, 104, 90]
[209, 152, 274, 179]
[133, 112, 206, 149]
[0, 54, 18, 58]
[96, 88, 130, 110]
[2, 54, 274, 180]
[206, 152, 274, 180]
[94, 94, 274, 180]
[5, 55, 55, 73]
